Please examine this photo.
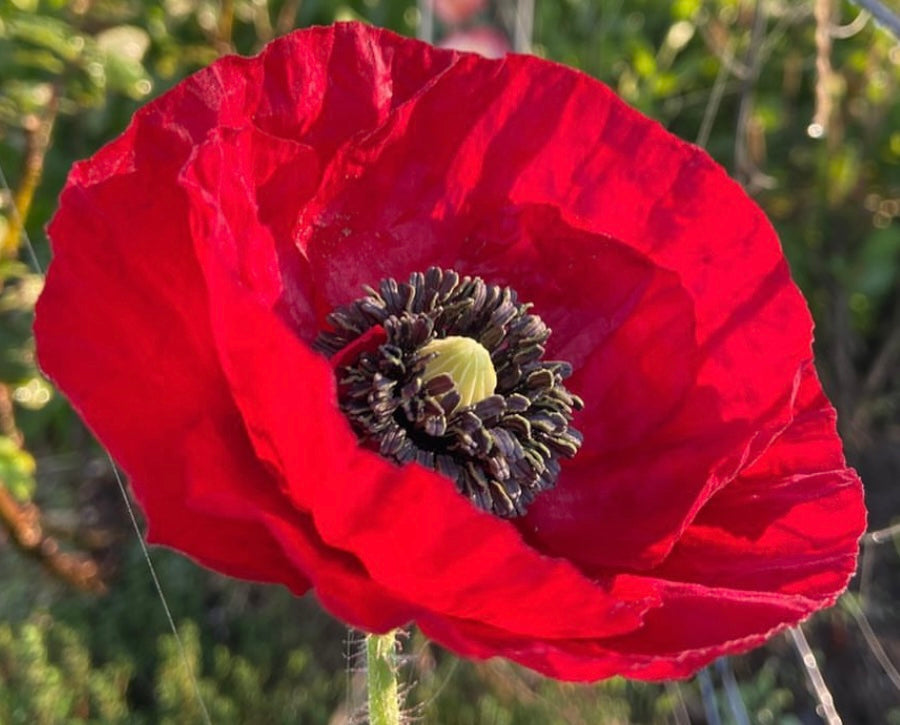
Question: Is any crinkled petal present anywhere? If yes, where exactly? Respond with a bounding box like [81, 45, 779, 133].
[418, 581, 817, 681]
[33, 122, 310, 593]
[648, 364, 865, 599]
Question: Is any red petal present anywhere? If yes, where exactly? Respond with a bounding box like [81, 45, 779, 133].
[495, 61, 815, 568]
[648, 364, 865, 599]
[124, 25, 458, 163]
[418, 581, 816, 681]
[34, 122, 308, 593]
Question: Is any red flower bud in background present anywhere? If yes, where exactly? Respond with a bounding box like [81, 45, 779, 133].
[34, 22, 865, 681]
[434, 0, 487, 25]
[439, 26, 510, 58]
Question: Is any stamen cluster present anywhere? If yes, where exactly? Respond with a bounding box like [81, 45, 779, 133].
[316, 268, 583, 517]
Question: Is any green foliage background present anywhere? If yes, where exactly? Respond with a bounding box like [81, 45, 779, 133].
[1, 0, 898, 722]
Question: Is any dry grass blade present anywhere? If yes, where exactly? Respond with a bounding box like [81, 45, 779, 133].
[848, 0, 900, 37]
[789, 626, 842, 725]
[843, 595, 900, 693]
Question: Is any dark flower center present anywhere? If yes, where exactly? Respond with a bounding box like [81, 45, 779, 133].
[315, 268, 583, 517]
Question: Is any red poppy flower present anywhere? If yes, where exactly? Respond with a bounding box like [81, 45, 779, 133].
[34, 22, 865, 681]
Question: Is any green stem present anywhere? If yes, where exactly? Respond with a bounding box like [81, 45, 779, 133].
[366, 630, 401, 725]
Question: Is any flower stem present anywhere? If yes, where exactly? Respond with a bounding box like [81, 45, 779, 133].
[366, 630, 401, 725]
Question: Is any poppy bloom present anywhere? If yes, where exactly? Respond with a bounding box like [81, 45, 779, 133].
[35, 22, 865, 681]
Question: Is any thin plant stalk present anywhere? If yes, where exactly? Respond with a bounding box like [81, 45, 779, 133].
[366, 630, 401, 725]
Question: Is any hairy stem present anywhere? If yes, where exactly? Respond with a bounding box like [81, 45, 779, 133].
[366, 630, 401, 725]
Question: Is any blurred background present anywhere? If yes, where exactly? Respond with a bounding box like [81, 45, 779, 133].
[0, 0, 898, 722]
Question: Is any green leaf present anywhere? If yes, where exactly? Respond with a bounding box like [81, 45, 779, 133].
[95, 25, 152, 98]
[6, 13, 86, 63]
